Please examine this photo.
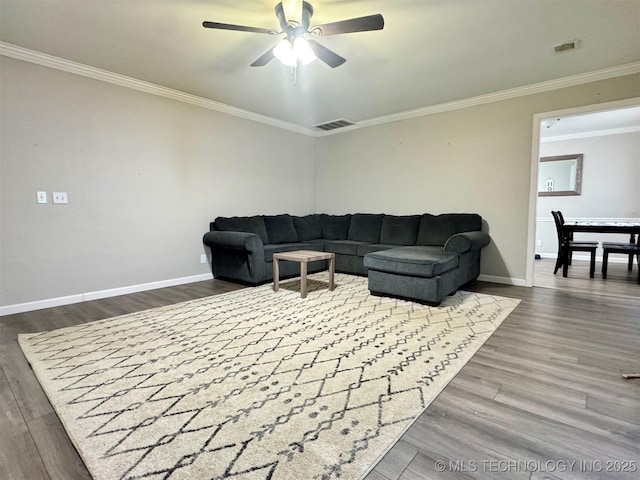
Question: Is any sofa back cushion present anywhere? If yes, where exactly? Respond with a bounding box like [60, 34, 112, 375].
[264, 214, 298, 244]
[416, 213, 482, 246]
[320, 214, 352, 240]
[380, 215, 421, 245]
[292, 214, 322, 241]
[348, 213, 384, 243]
[214, 216, 270, 244]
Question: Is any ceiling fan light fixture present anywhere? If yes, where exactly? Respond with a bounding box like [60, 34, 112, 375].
[273, 37, 317, 66]
[273, 38, 297, 66]
[203, 2, 383, 69]
[293, 37, 317, 65]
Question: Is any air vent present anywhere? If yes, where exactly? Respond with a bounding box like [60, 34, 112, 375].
[553, 40, 579, 53]
[314, 119, 355, 131]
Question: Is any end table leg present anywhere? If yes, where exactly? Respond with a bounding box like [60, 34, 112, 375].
[300, 261, 308, 298]
[273, 258, 280, 292]
[329, 256, 335, 291]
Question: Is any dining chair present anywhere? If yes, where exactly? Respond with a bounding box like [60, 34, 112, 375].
[551, 211, 598, 278]
[602, 242, 640, 284]
[556, 210, 574, 264]
[555, 210, 599, 265]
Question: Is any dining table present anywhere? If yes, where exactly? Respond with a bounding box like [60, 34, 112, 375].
[561, 220, 640, 277]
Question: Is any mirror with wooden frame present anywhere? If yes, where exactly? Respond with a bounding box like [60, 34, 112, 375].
[538, 154, 583, 196]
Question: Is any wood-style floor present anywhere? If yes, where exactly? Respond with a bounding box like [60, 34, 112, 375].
[1, 264, 639, 480]
[533, 255, 640, 300]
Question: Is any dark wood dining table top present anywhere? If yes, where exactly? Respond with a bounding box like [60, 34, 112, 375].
[562, 221, 640, 237]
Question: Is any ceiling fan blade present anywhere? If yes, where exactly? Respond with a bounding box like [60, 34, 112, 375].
[250, 47, 276, 67]
[202, 21, 274, 35]
[307, 40, 346, 68]
[313, 14, 384, 36]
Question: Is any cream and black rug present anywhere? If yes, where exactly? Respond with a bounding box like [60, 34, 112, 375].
[19, 273, 520, 480]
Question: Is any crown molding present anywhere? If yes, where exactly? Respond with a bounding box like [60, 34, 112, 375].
[541, 125, 640, 142]
[2, 41, 639, 138]
[315, 61, 640, 136]
[0, 42, 316, 137]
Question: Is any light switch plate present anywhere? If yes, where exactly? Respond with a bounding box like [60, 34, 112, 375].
[36, 191, 47, 204]
[52, 192, 68, 204]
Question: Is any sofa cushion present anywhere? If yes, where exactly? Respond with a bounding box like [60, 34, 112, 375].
[264, 214, 298, 244]
[214, 216, 269, 244]
[263, 243, 324, 262]
[320, 214, 352, 240]
[324, 240, 363, 256]
[416, 214, 482, 246]
[380, 215, 421, 245]
[292, 214, 322, 241]
[356, 244, 397, 257]
[363, 246, 459, 278]
[302, 239, 328, 247]
[348, 213, 384, 243]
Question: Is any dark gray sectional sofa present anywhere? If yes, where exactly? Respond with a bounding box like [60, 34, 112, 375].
[202, 213, 489, 305]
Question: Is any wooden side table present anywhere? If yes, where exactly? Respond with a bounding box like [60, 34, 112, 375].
[272, 250, 335, 298]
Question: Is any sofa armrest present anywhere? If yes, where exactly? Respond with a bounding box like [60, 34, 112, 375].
[203, 231, 263, 252]
[443, 231, 490, 254]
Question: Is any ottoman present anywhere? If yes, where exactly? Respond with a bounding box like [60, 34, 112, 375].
[363, 246, 460, 306]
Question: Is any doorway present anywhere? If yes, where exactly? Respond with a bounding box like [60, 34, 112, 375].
[527, 97, 640, 297]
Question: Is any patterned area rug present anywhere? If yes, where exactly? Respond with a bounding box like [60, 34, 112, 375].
[19, 273, 520, 480]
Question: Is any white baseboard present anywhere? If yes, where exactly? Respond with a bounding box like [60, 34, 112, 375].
[9, 261, 630, 316]
[0, 273, 214, 316]
[477, 274, 527, 287]
[536, 253, 558, 259]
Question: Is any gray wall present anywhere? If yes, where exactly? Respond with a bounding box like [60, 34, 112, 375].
[315, 74, 640, 282]
[2, 54, 639, 308]
[0, 57, 316, 306]
[536, 131, 640, 255]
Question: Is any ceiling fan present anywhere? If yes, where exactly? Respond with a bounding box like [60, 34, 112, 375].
[202, 0, 384, 68]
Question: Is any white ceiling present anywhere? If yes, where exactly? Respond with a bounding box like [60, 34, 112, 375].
[2, 0, 639, 128]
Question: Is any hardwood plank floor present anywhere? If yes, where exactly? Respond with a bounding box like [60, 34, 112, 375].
[533, 256, 640, 300]
[0, 280, 243, 480]
[1, 270, 639, 480]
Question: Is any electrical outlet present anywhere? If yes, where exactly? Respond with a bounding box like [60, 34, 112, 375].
[200, 254, 208, 264]
[536, 240, 543, 247]
[52, 192, 68, 204]
[36, 191, 47, 204]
